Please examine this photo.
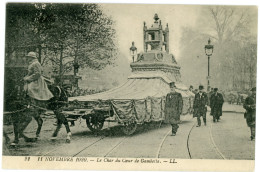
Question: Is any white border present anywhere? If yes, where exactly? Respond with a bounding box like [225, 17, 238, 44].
[0, 1, 259, 172]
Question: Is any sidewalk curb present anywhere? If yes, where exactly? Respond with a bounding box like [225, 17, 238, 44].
[207, 110, 245, 114]
[222, 111, 245, 114]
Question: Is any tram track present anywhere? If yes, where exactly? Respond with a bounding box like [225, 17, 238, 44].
[71, 124, 168, 158]
[186, 123, 196, 159]
[41, 122, 169, 157]
[40, 125, 112, 156]
[28, 115, 227, 159]
[72, 136, 107, 157]
[70, 135, 128, 157]
[185, 121, 226, 159]
[156, 129, 172, 158]
[40, 125, 128, 157]
[41, 135, 106, 156]
[156, 117, 226, 160]
[103, 136, 127, 157]
[209, 123, 226, 159]
[6, 112, 251, 159]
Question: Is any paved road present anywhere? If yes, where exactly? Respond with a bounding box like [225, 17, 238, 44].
[3, 111, 255, 160]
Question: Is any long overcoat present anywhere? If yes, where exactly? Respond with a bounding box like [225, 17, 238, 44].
[164, 92, 183, 124]
[243, 94, 256, 127]
[193, 92, 208, 117]
[24, 59, 53, 101]
[210, 93, 224, 117]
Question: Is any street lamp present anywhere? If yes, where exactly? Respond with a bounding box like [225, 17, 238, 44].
[204, 38, 214, 92]
[130, 42, 137, 62]
[73, 62, 80, 74]
[73, 61, 80, 87]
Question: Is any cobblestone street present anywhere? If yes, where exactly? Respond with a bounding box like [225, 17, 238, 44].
[3, 104, 255, 160]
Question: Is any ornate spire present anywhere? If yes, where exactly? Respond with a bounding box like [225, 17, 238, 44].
[154, 13, 159, 23]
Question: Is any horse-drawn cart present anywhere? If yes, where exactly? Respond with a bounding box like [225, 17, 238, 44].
[63, 16, 195, 135]
[63, 75, 193, 135]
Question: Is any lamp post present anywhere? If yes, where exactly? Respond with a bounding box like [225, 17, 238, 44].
[73, 61, 80, 87]
[204, 38, 214, 92]
[130, 42, 137, 62]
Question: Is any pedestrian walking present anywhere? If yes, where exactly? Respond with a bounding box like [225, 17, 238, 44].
[208, 87, 214, 105]
[165, 82, 183, 136]
[243, 87, 256, 141]
[189, 85, 194, 92]
[210, 88, 224, 122]
[193, 85, 208, 127]
[189, 85, 197, 94]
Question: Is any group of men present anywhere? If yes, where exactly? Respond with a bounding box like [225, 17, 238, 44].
[165, 82, 256, 141]
[192, 85, 224, 126]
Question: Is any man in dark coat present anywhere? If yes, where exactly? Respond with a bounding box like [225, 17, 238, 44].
[193, 85, 208, 127]
[210, 88, 224, 122]
[165, 82, 183, 136]
[243, 87, 256, 141]
[208, 88, 214, 105]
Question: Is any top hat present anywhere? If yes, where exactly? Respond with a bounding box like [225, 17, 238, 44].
[26, 52, 37, 59]
[251, 87, 256, 91]
[169, 82, 176, 88]
[199, 85, 204, 90]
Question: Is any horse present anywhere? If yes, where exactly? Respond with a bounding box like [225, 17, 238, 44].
[9, 82, 72, 146]
[47, 84, 72, 142]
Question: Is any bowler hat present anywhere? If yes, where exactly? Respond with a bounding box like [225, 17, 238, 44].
[214, 88, 218, 91]
[251, 87, 256, 91]
[26, 52, 37, 59]
[169, 82, 176, 88]
[199, 85, 204, 90]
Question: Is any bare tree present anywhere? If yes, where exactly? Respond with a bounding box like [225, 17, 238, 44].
[179, 6, 257, 91]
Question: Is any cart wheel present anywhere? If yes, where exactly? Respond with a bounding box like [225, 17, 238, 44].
[86, 116, 104, 132]
[121, 122, 137, 135]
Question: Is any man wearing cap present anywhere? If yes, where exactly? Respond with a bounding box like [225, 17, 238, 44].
[189, 85, 197, 94]
[210, 88, 224, 122]
[165, 82, 183, 136]
[193, 85, 208, 127]
[23, 52, 53, 101]
[243, 87, 256, 140]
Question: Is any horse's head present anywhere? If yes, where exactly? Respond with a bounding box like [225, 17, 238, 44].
[47, 84, 68, 110]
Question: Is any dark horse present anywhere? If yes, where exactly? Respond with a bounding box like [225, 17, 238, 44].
[9, 82, 72, 146]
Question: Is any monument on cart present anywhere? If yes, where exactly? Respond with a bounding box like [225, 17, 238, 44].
[68, 14, 193, 135]
[130, 13, 182, 85]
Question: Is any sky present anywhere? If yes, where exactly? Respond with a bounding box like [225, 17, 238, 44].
[101, 4, 202, 61]
[99, 4, 258, 89]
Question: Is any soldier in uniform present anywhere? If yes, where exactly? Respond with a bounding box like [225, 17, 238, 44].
[165, 82, 183, 136]
[210, 88, 224, 122]
[193, 85, 208, 127]
[243, 87, 256, 141]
